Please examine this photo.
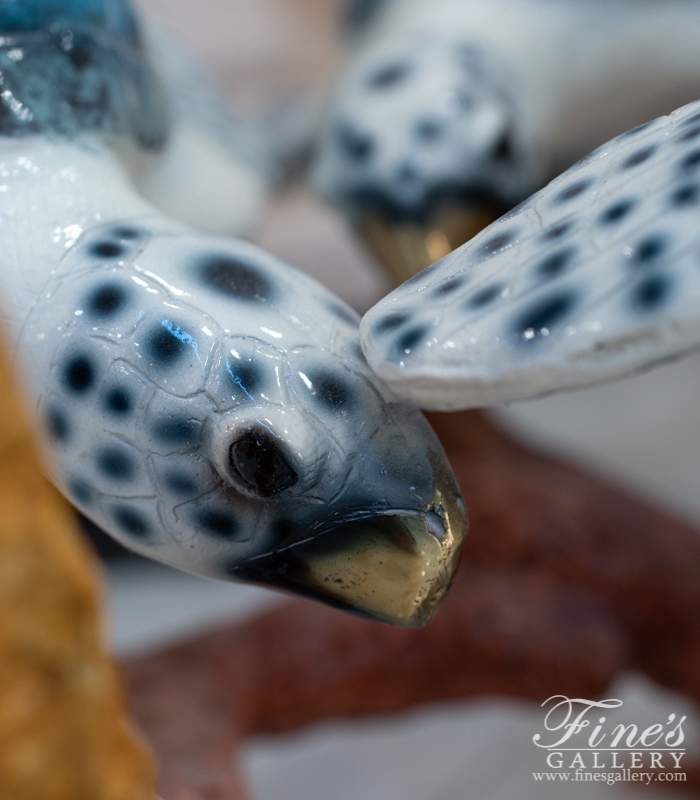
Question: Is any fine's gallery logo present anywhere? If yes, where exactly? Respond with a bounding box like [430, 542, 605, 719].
[532, 696, 687, 786]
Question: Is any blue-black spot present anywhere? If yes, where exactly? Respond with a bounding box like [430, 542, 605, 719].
[200, 256, 272, 301]
[415, 118, 441, 142]
[165, 472, 197, 496]
[542, 221, 573, 241]
[599, 198, 636, 225]
[337, 124, 374, 161]
[106, 389, 131, 415]
[479, 230, 516, 259]
[537, 248, 576, 279]
[620, 120, 655, 139]
[682, 111, 700, 127]
[514, 292, 577, 342]
[90, 242, 125, 258]
[632, 235, 666, 267]
[229, 426, 298, 496]
[69, 479, 93, 506]
[152, 417, 199, 447]
[433, 277, 465, 296]
[88, 284, 127, 317]
[397, 326, 427, 355]
[554, 180, 590, 205]
[468, 284, 503, 308]
[146, 325, 188, 365]
[671, 184, 700, 207]
[680, 125, 700, 142]
[679, 148, 700, 173]
[632, 274, 672, 312]
[307, 372, 353, 407]
[111, 226, 142, 240]
[374, 312, 410, 334]
[65, 355, 95, 392]
[228, 361, 261, 397]
[328, 302, 360, 326]
[199, 509, 238, 539]
[114, 507, 149, 538]
[46, 408, 69, 442]
[367, 61, 410, 89]
[622, 145, 656, 169]
[98, 449, 134, 481]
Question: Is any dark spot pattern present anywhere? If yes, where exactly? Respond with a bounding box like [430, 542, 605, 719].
[514, 292, 578, 342]
[228, 361, 262, 398]
[479, 231, 516, 259]
[397, 326, 427, 355]
[98, 449, 134, 481]
[337, 124, 374, 161]
[632, 235, 666, 266]
[69, 479, 93, 506]
[46, 408, 69, 442]
[374, 312, 410, 334]
[65, 355, 94, 392]
[368, 61, 410, 89]
[622, 146, 656, 169]
[468, 284, 503, 308]
[682, 111, 700, 127]
[88, 284, 127, 317]
[106, 389, 131, 415]
[114, 507, 149, 538]
[599, 198, 636, 225]
[90, 242, 124, 258]
[433, 277, 465, 296]
[671, 184, 700, 207]
[111, 226, 142, 240]
[679, 149, 700, 174]
[537, 248, 576, 279]
[619, 120, 655, 139]
[554, 180, 590, 205]
[680, 125, 700, 142]
[328, 302, 360, 326]
[542, 222, 573, 241]
[415, 119, 441, 142]
[152, 417, 199, 447]
[146, 325, 188, 365]
[201, 256, 272, 302]
[308, 372, 352, 407]
[632, 274, 672, 312]
[229, 427, 298, 496]
[199, 509, 239, 539]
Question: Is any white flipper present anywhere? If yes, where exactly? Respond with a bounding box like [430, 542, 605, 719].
[361, 98, 700, 409]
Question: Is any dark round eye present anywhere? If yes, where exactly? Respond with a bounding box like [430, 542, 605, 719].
[229, 426, 298, 497]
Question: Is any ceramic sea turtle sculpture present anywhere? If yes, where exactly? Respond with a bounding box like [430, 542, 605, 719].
[316, 0, 700, 280]
[362, 97, 700, 410]
[0, 0, 466, 627]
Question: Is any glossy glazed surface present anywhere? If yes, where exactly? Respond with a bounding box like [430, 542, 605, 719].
[362, 98, 700, 409]
[0, 3, 466, 625]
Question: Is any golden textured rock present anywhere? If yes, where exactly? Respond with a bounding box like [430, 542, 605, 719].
[0, 338, 155, 800]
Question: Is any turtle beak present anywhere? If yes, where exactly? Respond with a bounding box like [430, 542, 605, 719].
[359, 202, 502, 285]
[229, 457, 467, 628]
